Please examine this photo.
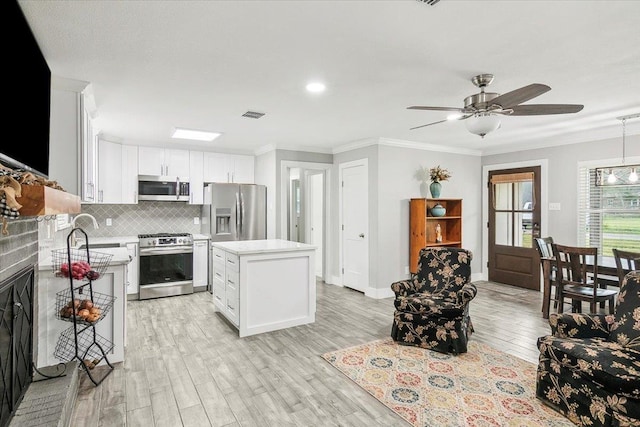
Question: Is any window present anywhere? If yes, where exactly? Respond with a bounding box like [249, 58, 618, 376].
[577, 165, 640, 257]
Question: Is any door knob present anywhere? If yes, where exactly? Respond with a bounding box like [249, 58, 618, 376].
[359, 233, 365, 238]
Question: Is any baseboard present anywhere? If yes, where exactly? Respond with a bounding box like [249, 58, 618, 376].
[326, 275, 343, 286]
[365, 287, 395, 299]
[471, 273, 484, 282]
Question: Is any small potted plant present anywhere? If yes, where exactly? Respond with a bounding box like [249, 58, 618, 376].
[428, 165, 451, 198]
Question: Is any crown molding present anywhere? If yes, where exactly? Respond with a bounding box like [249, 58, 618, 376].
[254, 144, 277, 156]
[51, 76, 90, 92]
[332, 136, 482, 156]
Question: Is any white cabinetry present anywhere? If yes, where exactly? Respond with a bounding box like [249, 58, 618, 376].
[193, 238, 209, 292]
[138, 147, 190, 176]
[126, 242, 139, 297]
[203, 153, 254, 184]
[121, 145, 139, 204]
[96, 140, 138, 204]
[211, 240, 316, 337]
[97, 139, 122, 204]
[189, 151, 204, 205]
[49, 80, 96, 198]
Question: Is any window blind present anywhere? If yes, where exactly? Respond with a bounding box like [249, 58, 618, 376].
[577, 165, 640, 256]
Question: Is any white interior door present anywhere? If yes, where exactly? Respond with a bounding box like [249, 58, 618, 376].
[307, 172, 324, 277]
[340, 160, 368, 293]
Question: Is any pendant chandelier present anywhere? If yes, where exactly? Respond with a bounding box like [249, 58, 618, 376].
[595, 113, 640, 187]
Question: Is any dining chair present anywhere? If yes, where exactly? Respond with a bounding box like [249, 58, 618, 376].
[534, 237, 559, 317]
[612, 248, 640, 284]
[552, 243, 618, 314]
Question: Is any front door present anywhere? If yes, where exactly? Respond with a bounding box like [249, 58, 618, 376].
[488, 166, 541, 289]
[340, 160, 369, 293]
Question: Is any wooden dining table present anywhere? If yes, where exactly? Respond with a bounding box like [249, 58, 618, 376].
[540, 255, 619, 319]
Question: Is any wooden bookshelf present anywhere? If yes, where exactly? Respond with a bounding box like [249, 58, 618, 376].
[409, 198, 462, 273]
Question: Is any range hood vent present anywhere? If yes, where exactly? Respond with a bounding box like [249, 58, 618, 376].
[241, 111, 265, 119]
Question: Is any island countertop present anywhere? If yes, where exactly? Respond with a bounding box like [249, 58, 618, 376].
[211, 239, 315, 255]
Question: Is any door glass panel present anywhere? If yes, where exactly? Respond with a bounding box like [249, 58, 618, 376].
[493, 183, 513, 210]
[492, 172, 534, 248]
[495, 212, 513, 246]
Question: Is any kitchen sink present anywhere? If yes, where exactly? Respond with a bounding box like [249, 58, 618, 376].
[78, 243, 122, 249]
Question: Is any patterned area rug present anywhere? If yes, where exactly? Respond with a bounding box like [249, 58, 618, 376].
[322, 338, 574, 427]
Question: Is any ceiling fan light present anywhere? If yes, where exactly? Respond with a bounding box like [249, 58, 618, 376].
[465, 112, 501, 138]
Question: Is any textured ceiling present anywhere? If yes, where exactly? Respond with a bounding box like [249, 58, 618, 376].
[18, 0, 640, 155]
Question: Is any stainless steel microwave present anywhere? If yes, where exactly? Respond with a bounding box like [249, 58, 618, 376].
[138, 175, 190, 201]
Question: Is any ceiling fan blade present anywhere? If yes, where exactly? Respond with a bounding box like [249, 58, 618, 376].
[409, 114, 472, 130]
[407, 106, 466, 112]
[509, 104, 584, 116]
[410, 119, 448, 130]
[489, 83, 551, 109]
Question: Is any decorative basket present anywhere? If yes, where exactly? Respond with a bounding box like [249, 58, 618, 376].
[54, 326, 113, 365]
[55, 288, 115, 325]
[51, 248, 113, 280]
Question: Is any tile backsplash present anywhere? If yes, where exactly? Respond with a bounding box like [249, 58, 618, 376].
[80, 202, 202, 237]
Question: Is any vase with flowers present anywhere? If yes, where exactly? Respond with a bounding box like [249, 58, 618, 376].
[428, 165, 451, 199]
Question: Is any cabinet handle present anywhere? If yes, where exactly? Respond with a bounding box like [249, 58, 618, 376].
[99, 190, 103, 203]
[134, 191, 138, 203]
[227, 303, 234, 310]
[228, 279, 235, 285]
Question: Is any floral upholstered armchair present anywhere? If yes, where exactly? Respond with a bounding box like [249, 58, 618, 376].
[390, 247, 476, 354]
[536, 271, 640, 427]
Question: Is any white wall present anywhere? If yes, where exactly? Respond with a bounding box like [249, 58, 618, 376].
[254, 150, 277, 239]
[482, 134, 640, 246]
[377, 144, 482, 291]
[331, 140, 483, 296]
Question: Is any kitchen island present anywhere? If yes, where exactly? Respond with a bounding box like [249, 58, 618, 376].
[211, 239, 316, 337]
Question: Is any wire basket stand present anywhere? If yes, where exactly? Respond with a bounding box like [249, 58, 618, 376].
[51, 227, 116, 386]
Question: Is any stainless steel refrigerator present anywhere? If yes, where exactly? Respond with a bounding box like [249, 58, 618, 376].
[200, 183, 267, 242]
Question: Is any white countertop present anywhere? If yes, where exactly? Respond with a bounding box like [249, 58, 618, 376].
[75, 235, 139, 247]
[211, 239, 316, 255]
[38, 247, 131, 271]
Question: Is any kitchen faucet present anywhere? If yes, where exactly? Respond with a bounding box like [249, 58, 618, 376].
[70, 213, 99, 247]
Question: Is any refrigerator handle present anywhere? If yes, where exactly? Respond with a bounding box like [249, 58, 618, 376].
[235, 191, 241, 238]
[240, 190, 245, 238]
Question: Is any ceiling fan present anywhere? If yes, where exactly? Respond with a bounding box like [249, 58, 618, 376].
[408, 74, 584, 137]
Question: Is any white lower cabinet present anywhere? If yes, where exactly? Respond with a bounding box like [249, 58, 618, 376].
[193, 238, 209, 291]
[126, 242, 139, 296]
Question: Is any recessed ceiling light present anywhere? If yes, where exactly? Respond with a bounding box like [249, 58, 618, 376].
[171, 127, 222, 142]
[306, 82, 326, 93]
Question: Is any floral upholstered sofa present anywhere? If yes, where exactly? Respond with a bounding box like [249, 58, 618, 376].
[390, 247, 476, 354]
[536, 271, 640, 427]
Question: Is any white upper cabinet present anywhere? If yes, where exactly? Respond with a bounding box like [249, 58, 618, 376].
[138, 146, 190, 176]
[95, 140, 138, 204]
[165, 149, 190, 176]
[189, 151, 204, 205]
[231, 155, 255, 184]
[203, 153, 254, 184]
[121, 145, 139, 204]
[97, 139, 122, 204]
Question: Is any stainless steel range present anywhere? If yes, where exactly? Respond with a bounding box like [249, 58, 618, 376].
[138, 233, 193, 300]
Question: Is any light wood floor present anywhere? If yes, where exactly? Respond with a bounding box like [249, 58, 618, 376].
[70, 280, 556, 427]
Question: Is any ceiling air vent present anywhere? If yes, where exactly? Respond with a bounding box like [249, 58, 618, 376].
[242, 111, 265, 119]
[417, 0, 441, 5]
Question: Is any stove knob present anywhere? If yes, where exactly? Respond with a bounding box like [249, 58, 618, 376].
[152, 239, 157, 246]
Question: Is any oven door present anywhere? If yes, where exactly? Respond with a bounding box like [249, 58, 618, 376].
[139, 246, 193, 299]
